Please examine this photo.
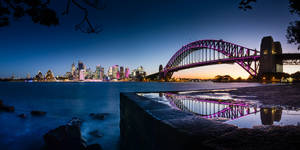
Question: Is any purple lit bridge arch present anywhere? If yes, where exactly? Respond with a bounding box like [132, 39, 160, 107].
[153, 39, 261, 80]
[164, 93, 258, 120]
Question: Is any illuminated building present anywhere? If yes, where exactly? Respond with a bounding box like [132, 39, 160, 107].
[94, 65, 104, 80]
[112, 65, 119, 79]
[131, 66, 147, 80]
[71, 63, 76, 77]
[78, 61, 84, 71]
[26, 73, 31, 79]
[65, 72, 72, 79]
[125, 67, 130, 78]
[35, 71, 44, 80]
[85, 68, 93, 79]
[100, 67, 104, 81]
[79, 70, 85, 81]
[120, 66, 124, 79]
[94, 65, 101, 80]
[108, 66, 113, 79]
[45, 70, 55, 80]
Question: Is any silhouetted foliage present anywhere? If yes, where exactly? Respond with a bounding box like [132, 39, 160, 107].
[238, 0, 256, 11]
[0, 0, 105, 33]
[287, 0, 300, 49]
[291, 71, 300, 80]
[239, 0, 300, 50]
[288, 0, 300, 16]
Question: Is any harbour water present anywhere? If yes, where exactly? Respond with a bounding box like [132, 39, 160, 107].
[0, 82, 264, 150]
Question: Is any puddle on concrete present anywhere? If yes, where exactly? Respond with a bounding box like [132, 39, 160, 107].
[138, 90, 300, 128]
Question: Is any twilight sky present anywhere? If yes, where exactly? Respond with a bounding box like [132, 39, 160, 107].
[0, 0, 299, 78]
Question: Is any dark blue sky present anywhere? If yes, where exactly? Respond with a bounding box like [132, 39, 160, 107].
[0, 0, 299, 78]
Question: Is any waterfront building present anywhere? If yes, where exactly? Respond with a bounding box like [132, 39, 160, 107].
[26, 73, 31, 79]
[100, 66, 104, 80]
[45, 70, 55, 80]
[94, 65, 101, 80]
[35, 71, 44, 80]
[71, 63, 76, 77]
[131, 66, 147, 80]
[120, 66, 124, 79]
[85, 68, 93, 79]
[108, 66, 113, 79]
[112, 65, 119, 79]
[125, 67, 130, 78]
[65, 72, 73, 80]
[74, 69, 79, 80]
[79, 70, 85, 81]
[78, 61, 84, 71]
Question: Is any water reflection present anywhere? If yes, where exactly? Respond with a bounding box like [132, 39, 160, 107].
[260, 107, 282, 125]
[164, 93, 258, 121]
[139, 92, 300, 128]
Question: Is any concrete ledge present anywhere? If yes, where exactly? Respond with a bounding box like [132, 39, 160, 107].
[120, 92, 237, 150]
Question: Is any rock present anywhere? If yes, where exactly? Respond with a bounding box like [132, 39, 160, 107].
[88, 130, 103, 138]
[0, 105, 15, 112]
[31, 110, 46, 116]
[89, 113, 108, 120]
[67, 117, 83, 127]
[18, 113, 26, 118]
[0, 100, 14, 112]
[87, 144, 102, 150]
[44, 124, 87, 150]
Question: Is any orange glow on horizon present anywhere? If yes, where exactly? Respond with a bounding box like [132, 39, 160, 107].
[172, 64, 300, 79]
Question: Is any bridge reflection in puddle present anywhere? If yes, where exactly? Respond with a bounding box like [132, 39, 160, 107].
[138, 91, 300, 128]
[165, 93, 258, 121]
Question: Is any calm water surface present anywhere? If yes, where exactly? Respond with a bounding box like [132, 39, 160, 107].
[0, 82, 262, 150]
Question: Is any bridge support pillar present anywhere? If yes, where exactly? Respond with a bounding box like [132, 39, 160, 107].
[258, 36, 283, 77]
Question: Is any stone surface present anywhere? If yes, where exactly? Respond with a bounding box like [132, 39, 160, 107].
[43, 124, 87, 150]
[30, 110, 46, 116]
[44, 117, 102, 150]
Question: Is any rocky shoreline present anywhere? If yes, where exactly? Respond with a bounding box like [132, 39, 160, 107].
[1, 99, 106, 150]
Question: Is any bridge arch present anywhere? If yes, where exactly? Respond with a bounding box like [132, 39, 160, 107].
[163, 39, 260, 79]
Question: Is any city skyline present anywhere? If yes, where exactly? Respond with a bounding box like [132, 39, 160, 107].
[0, 0, 300, 79]
[21, 60, 147, 81]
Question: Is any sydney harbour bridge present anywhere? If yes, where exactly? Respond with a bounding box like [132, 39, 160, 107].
[147, 36, 300, 80]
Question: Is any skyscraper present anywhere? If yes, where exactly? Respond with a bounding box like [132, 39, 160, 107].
[79, 70, 85, 81]
[100, 66, 104, 81]
[112, 65, 119, 79]
[108, 66, 113, 79]
[120, 66, 124, 79]
[71, 63, 76, 76]
[85, 68, 93, 79]
[125, 67, 130, 79]
[95, 65, 101, 80]
[78, 61, 84, 71]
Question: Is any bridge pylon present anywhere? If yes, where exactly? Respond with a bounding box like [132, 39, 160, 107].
[258, 36, 283, 77]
